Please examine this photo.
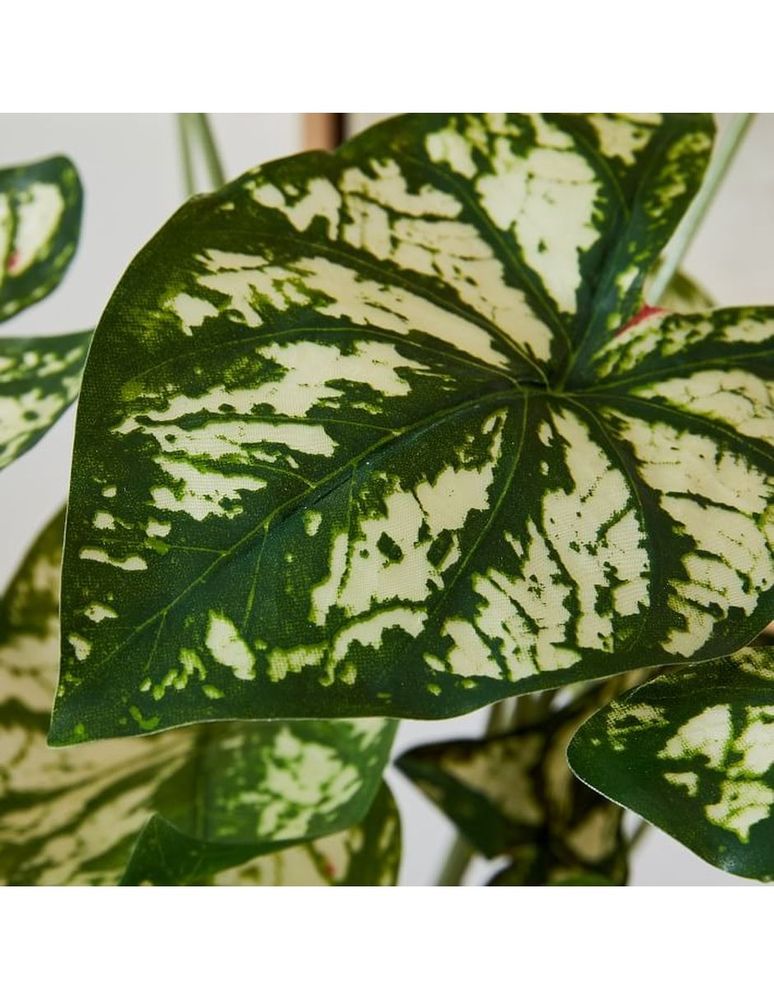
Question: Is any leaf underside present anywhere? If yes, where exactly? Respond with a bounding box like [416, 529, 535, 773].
[52, 112, 773, 744]
[0, 512, 394, 885]
[397, 692, 629, 885]
[568, 646, 774, 881]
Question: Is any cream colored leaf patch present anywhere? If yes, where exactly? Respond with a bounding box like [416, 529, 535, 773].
[568, 648, 774, 881]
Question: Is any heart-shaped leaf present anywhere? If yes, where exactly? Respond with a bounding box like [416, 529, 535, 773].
[0, 156, 83, 323]
[0, 511, 393, 884]
[52, 113, 773, 744]
[568, 646, 774, 881]
[397, 692, 629, 883]
[0, 331, 91, 471]
[121, 781, 401, 886]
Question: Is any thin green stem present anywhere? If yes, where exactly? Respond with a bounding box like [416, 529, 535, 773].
[649, 114, 754, 303]
[177, 115, 197, 198]
[629, 818, 650, 850]
[436, 832, 475, 887]
[190, 113, 226, 189]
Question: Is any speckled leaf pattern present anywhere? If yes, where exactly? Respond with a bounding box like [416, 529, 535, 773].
[568, 647, 774, 881]
[0, 512, 394, 884]
[53, 112, 773, 744]
[0, 156, 89, 473]
[121, 782, 401, 886]
[0, 331, 91, 471]
[397, 695, 629, 883]
[0, 156, 83, 322]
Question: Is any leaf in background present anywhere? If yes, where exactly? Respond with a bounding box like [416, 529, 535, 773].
[0, 157, 83, 323]
[121, 782, 401, 886]
[487, 845, 621, 886]
[54, 112, 772, 743]
[0, 512, 394, 884]
[0, 331, 91, 471]
[397, 693, 630, 884]
[568, 647, 774, 881]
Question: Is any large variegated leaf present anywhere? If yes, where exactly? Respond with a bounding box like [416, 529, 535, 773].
[0, 511, 394, 884]
[397, 693, 630, 884]
[52, 112, 774, 744]
[0, 331, 91, 471]
[121, 782, 401, 886]
[0, 157, 83, 322]
[568, 647, 774, 881]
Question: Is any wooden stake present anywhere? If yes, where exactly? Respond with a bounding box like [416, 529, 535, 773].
[302, 114, 347, 151]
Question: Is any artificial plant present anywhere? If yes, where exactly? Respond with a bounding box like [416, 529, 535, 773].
[0, 114, 771, 885]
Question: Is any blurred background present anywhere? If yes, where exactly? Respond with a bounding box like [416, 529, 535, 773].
[1, 112, 771, 885]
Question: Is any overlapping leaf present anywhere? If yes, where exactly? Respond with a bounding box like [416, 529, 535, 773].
[52, 112, 774, 744]
[397, 691, 632, 884]
[0, 512, 394, 884]
[0, 156, 82, 322]
[568, 647, 774, 881]
[121, 781, 401, 886]
[0, 331, 91, 470]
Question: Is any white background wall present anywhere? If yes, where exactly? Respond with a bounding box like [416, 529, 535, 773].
[0, 113, 771, 886]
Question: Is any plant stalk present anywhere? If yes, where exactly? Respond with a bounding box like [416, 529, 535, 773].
[190, 113, 226, 189]
[177, 115, 197, 198]
[649, 114, 754, 303]
[176, 113, 226, 197]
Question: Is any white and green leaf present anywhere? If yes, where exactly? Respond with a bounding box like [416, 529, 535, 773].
[0, 512, 394, 884]
[397, 697, 628, 883]
[121, 781, 401, 886]
[0, 331, 91, 471]
[568, 646, 774, 881]
[52, 113, 773, 743]
[0, 156, 83, 323]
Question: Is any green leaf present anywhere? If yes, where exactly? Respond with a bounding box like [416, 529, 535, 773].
[0, 511, 394, 884]
[568, 647, 774, 881]
[121, 781, 401, 885]
[397, 695, 629, 884]
[53, 112, 773, 743]
[0, 156, 83, 323]
[0, 331, 91, 471]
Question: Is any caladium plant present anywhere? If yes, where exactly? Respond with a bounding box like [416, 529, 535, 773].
[0, 113, 771, 885]
[51, 114, 771, 742]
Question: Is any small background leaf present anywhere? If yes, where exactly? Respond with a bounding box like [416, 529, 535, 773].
[121, 782, 401, 886]
[0, 331, 91, 471]
[0, 156, 83, 323]
[397, 689, 632, 884]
